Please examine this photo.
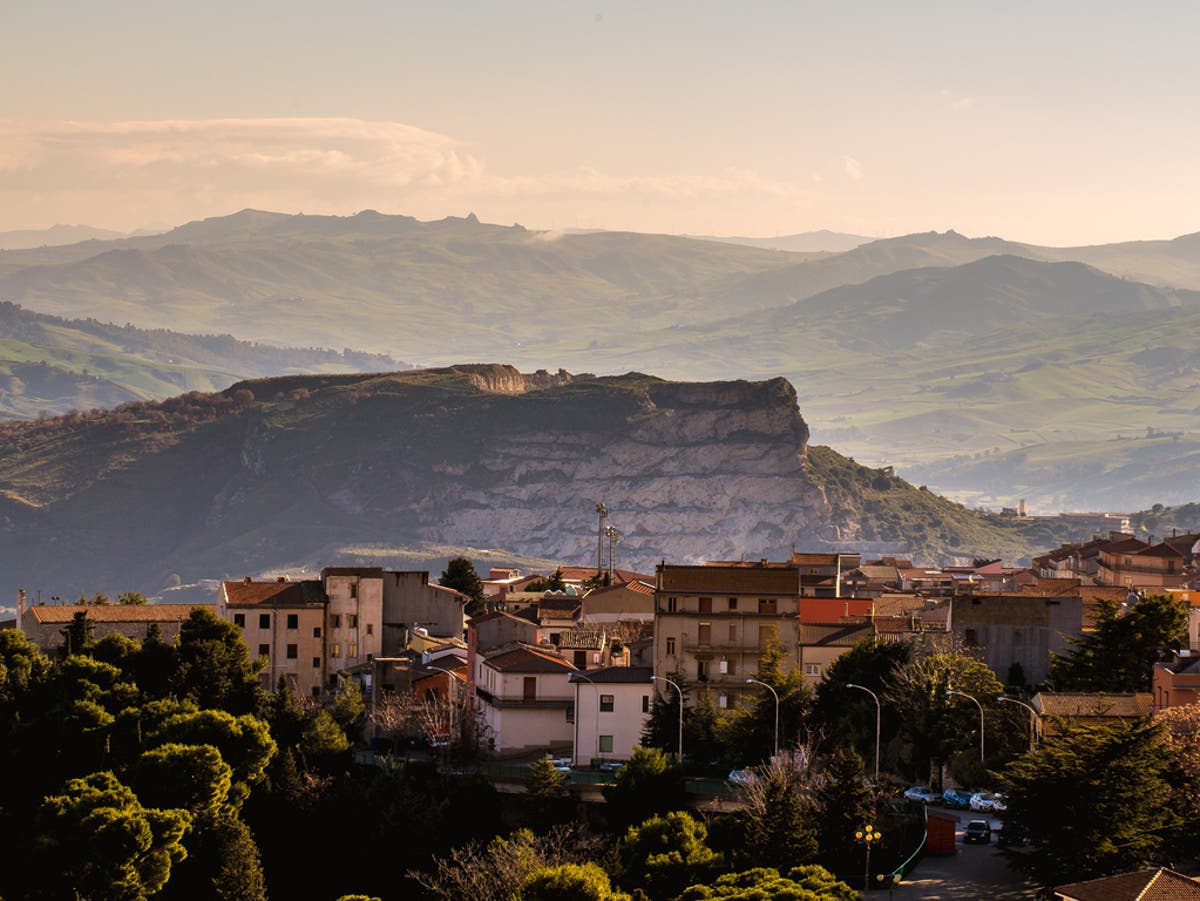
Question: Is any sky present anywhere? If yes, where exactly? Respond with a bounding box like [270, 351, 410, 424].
[3, 1, 1199, 244]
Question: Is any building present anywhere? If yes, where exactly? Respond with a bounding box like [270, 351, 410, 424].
[474, 643, 577, 756]
[1031, 692, 1152, 740]
[949, 594, 1083, 685]
[1096, 537, 1189, 590]
[580, 580, 656, 624]
[569, 665, 653, 766]
[655, 559, 805, 711]
[16, 595, 215, 654]
[1152, 651, 1200, 712]
[1054, 868, 1200, 901]
[379, 570, 468, 654]
[797, 622, 875, 683]
[321, 567, 385, 677]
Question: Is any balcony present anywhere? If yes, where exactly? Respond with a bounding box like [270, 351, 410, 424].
[475, 687, 573, 709]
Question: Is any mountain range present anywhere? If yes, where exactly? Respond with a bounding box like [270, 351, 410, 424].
[2, 208, 1199, 510]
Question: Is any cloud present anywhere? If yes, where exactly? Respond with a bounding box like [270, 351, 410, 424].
[951, 97, 977, 111]
[842, 155, 863, 181]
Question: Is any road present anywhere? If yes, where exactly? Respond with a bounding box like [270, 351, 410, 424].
[884, 809, 1036, 900]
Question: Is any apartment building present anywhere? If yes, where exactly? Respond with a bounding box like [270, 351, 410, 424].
[654, 559, 804, 710]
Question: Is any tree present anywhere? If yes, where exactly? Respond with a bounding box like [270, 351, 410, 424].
[617, 811, 718, 900]
[813, 749, 874, 880]
[330, 674, 366, 739]
[601, 746, 688, 833]
[525, 755, 571, 829]
[883, 651, 1005, 785]
[1154, 702, 1200, 820]
[1050, 594, 1188, 692]
[130, 742, 234, 819]
[520, 862, 629, 901]
[34, 770, 192, 901]
[440, 556, 485, 616]
[119, 592, 150, 605]
[725, 640, 811, 764]
[812, 638, 910, 768]
[149, 708, 276, 809]
[999, 719, 1178, 888]
[676, 866, 857, 901]
[172, 609, 264, 715]
[734, 762, 818, 871]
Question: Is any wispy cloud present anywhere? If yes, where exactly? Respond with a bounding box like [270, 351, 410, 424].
[939, 89, 977, 112]
[842, 155, 864, 181]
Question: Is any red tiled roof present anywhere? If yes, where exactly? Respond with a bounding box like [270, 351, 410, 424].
[26, 603, 215, 624]
[484, 644, 576, 673]
[222, 579, 326, 608]
[1055, 867, 1200, 901]
[1138, 543, 1186, 559]
[798, 622, 874, 647]
[1033, 692, 1152, 719]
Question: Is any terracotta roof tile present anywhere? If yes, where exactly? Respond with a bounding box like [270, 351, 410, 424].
[26, 604, 215, 624]
[1054, 867, 1200, 901]
[798, 622, 874, 647]
[484, 644, 576, 673]
[222, 579, 326, 607]
[1033, 692, 1152, 719]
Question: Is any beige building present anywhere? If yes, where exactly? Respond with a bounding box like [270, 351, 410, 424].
[570, 665, 653, 766]
[580, 580, 656, 624]
[321, 567, 384, 678]
[474, 643, 577, 756]
[380, 570, 468, 653]
[797, 622, 875, 684]
[654, 560, 805, 710]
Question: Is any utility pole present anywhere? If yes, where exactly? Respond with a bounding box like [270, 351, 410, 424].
[595, 502, 608, 575]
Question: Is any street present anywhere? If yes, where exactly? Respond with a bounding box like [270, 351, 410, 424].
[885, 809, 1036, 900]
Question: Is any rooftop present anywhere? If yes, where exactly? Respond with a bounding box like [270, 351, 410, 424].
[222, 579, 326, 608]
[1055, 868, 1200, 901]
[484, 643, 576, 674]
[569, 665, 654, 685]
[25, 603, 215, 624]
[1033, 692, 1153, 719]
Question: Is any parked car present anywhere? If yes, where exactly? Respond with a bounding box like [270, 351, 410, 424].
[992, 792, 1008, 812]
[964, 820, 992, 844]
[969, 791, 1000, 812]
[728, 768, 757, 786]
[903, 785, 940, 805]
[598, 760, 624, 773]
[942, 788, 974, 809]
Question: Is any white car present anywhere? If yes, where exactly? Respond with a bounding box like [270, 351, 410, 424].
[904, 785, 940, 805]
[969, 791, 1000, 812]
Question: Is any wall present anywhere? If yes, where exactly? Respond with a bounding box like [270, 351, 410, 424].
[381, 571, 466, 654]
[324, 573, 384, 680]
[572, 681, 651, 766]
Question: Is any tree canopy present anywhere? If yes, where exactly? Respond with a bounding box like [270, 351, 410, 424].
[440, 556, 486, 616]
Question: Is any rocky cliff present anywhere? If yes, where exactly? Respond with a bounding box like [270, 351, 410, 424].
[0, 365, 1058, 598]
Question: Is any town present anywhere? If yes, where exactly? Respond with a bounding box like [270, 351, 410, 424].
[5, 523, 1200, 900]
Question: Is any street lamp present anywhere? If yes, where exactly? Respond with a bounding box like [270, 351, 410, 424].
[946, 689, 985, 765]
[746, 677, 780, 759]
[651, 675, 684, 762]
[571, 671, 602, 765]
[846, 683, 881, 784]
[854, 823, 882, 899]
[997, 696, 1039, 753]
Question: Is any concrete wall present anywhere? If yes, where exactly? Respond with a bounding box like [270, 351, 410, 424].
[233, 606, 326, 696]
[325, 574, 384, 680]
[381, 571, 467, 654]
[950, 595, 1083, 685]
[572, 682, 651, 766]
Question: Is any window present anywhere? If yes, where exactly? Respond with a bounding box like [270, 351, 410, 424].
[728, 623, 737, 642]
[665, 637, 677, 656]
[233, 613, 245, 628]
[523, 677, 537, 701]
[805, 663, 820, 676]
[331, 614, 341, 629]
[366, 623, 374, 636]
[720, 658, 734, 675]
[258, 644, 270, 658]
[566, 703, 575, 723]
[313, 626, 322, 638]
[728, 597, 738, 611]
[600, 694, 614, 712]
[259, 613, 271, 629]
[311, 686, 321, 697]
[758, 624, 778, 649]
[349, 614, 358, 628]
[331, 642, 341, 658]
[758, 598, 777, 614]
[697, 660, 709, 681]
[666, 597, 678, 613]
[718, 695, 728, 709]
[699, 597, 712, 614]
[312, 657, 320, 668]
[348, 643, 358, 658]
[350, 582, 358, 599]
[698, 622, 712, 645]
[286, 644, 298, 659]
[598, 735, 614, 753]
[642, 695, 650, 713]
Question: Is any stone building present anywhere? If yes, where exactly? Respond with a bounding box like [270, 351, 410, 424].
[16, 593, 215, 654]
[949, 593, 1083, 685]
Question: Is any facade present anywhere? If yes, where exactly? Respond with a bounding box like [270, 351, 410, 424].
[580, 580, 656, 623]
[321, 567, 384, 678]
[569, 665, 653, 766]
[1152, 651, 1200, 712]
[949, 593, 1083, 685]
[219, 578, 329, 695]
[1096, 537, 1189, 590]
[474, 643, 577, 755]
[797, 622, 875, 683]
[380, 570, 468, 654]
[654, 560, 804, 710]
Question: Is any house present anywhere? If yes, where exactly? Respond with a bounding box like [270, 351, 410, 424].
[949, 594, 1083, 685]
[474, 643, 577, 756]
[655, 559, 806, 711]
[555, 628, 609, 669]
[1152, 650, 1200, 712]
[1095, 536, 1191, 590]
[1054, 868, 1200, 901]
[16, 594, 216, 655]
[841, 563, 901, 598]
[569, 665, 653, 766]
[580, 580, 656, 624]
[379, 570, 468, 655]
[1032, 691, 1152, 740]
[797, 622, 875, 683]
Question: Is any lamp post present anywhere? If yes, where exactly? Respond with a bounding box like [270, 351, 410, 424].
[846, 683, 881, 784]
[946, 689, 985, 765]
[854, 823, 882, 899]
[572, 671, 602, 766]
[997, 696, 1039, 753]
[605, 525, 621, 581]
[651, 675, 684, 762]
[746, 677, 780, 759]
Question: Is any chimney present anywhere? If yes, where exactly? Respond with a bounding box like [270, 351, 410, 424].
[276, 576, 286, 583]
[244, 576, 252, 583]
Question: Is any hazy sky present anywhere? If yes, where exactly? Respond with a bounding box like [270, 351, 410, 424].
[3, 1, 1199, 244]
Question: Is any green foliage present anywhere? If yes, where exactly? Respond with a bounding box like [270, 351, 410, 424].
[131, 743, 234, 819]
[883, 651, 1005, 782]
[618, 812, 719, 900]
[35, 771, 192, 901]
[330, 675, 366, 737]
[526, 755, 568, 800]
[119, 592, 150, 605]
[172, 608, 265, 715]
[150, 709, 276, 809]
[440, 556, 486, 615]
[725, 641, 811, 763]
[302, 708, 352, 759]
[813, 749, 873, 878]
[676, 865, 858, 901]
[1050, 594, 1188, 692]
[1000, 719, 1178, 887]
[735, 764, 818, 872]
[520, 862, 628, 901]
[601, 746, 688, 833]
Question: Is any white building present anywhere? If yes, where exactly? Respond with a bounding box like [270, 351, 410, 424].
[569, 665, 654, 767]
[474, 643, 577, 756]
